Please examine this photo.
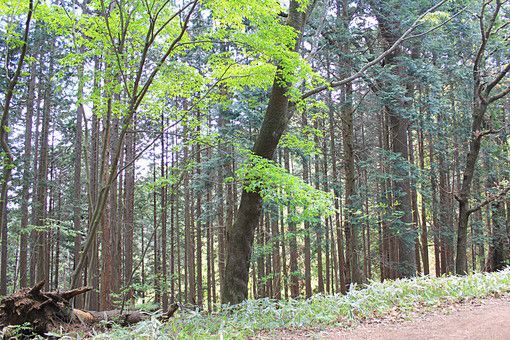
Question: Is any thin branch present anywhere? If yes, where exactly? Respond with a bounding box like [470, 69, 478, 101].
[485, 62, 510, 96]
[152, 0, 195, 39]
[1, 0, 33, 135]
[133, 0, 199, 111]
[100, 0, 133, 99]
[473, 127, 504, 140]
[116, 61, 235, 178]
[301, 0, 449, 100]
[468, 184, 510, 214]
[489, 84, 510, 103]
[403, 7, 466, 41]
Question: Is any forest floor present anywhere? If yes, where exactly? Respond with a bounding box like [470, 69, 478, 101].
[265, 295, 510, 339]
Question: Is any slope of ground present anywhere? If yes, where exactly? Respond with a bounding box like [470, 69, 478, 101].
[38, 269, 510, 339]
[266, 295, 510, 339]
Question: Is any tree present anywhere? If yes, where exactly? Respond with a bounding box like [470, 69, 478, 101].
[222, 0, 310, 304]
[0, 0, 33, 296]
[455, 0, 510, 274]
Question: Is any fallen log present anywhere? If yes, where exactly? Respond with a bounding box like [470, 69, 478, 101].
[0, 281, 179, 336]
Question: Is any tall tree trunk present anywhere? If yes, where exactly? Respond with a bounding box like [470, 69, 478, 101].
[170, 134, 177, 304]
[72, 52, 87, 309]
[301, 113, 312, 297]
[195, 141, 203, 308]
[222, 1, 309, 304]
[388, 105, 416, 278]
[285, 151, 299, 298]
[456, 101, 487, 274]
[418, 127, 429, 275]
[124, 120, 136, 303]
[19, 52, 37, 288]
[161, 116, 168, 311]
[428, 133, 441, 277]
[327, 94, 346, 292]
[341, 81, 363, 284]
[376, 16, 416, 277]
[408, 128, 422, 274]
[153, 148, 160, 304]
[34, 47, 55, 287]
[0, 0, 33, 295]
[313, 123, 324, 293]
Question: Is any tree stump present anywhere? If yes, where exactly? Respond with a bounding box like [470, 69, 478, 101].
[0, 281, 91, 335]
[0, 281, 180, 336]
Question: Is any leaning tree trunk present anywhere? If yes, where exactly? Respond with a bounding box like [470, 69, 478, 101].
[222, 1, 309, 304]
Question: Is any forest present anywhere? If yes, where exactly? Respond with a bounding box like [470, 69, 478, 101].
[0, 0, 509, 338]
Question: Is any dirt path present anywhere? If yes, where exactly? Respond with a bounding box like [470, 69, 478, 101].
[267, 296, 510, 339]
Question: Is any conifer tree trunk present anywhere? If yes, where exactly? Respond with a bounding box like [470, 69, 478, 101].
[19, 52, 37, 288]
[206, 163, 214, 308]
[375, 11, 416, 277]
[313, 122, 324, 293]
[285, 152, 299, 298]
[341, 81, 363, 284]
[0, 0, 33, 294]
[161, 116, 168, 311]
[418, 127, 429, 275]
[109, 119, 121, 294]
[428, 133, 441, 277]
[327, 97, 346, 292]
[153, 148, 160, 304]
[388, 104, 416, 277]
[195, 141, 203, 308]
[408, 128, 422, 274]
[34, 48, 54, 287]
[170, 134, 177, 304]
[73, 54, 85, 292]
[124, 121, 136, 303]
[271, 210, 281, 299]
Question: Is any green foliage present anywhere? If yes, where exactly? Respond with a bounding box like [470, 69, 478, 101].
[236, 151, 335, 223]
[420, 10, 450, 25]
[86, 269, 510, 339]
[279, 132, 318, 156]
[20, 219, 77, 238]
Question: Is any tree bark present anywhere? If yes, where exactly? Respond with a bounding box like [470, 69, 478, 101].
[0, 0, 33, 295]
[375, 7, 417, 277]
[18, 49, 37, 288]
[222, 1, 308, 304]
[34, 47, 55, 287]
[456, 101, 486, 274]
[124, 121, 136, 303]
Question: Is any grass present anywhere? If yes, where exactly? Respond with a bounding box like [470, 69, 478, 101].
[65, 268, 510, 339]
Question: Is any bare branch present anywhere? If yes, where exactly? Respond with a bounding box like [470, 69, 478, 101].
[59, 286, 93, 301]
[473, 127, 504, 140]
[29, 280, 46, 295]
[489, 84, 510, 103]
[403, 6, 466, 41]
[468, 184, 510, 215]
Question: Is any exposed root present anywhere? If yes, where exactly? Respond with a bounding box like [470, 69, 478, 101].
[0, 282, 179, 337]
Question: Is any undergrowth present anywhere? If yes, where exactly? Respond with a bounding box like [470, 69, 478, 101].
[69, 268, 510, 339]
